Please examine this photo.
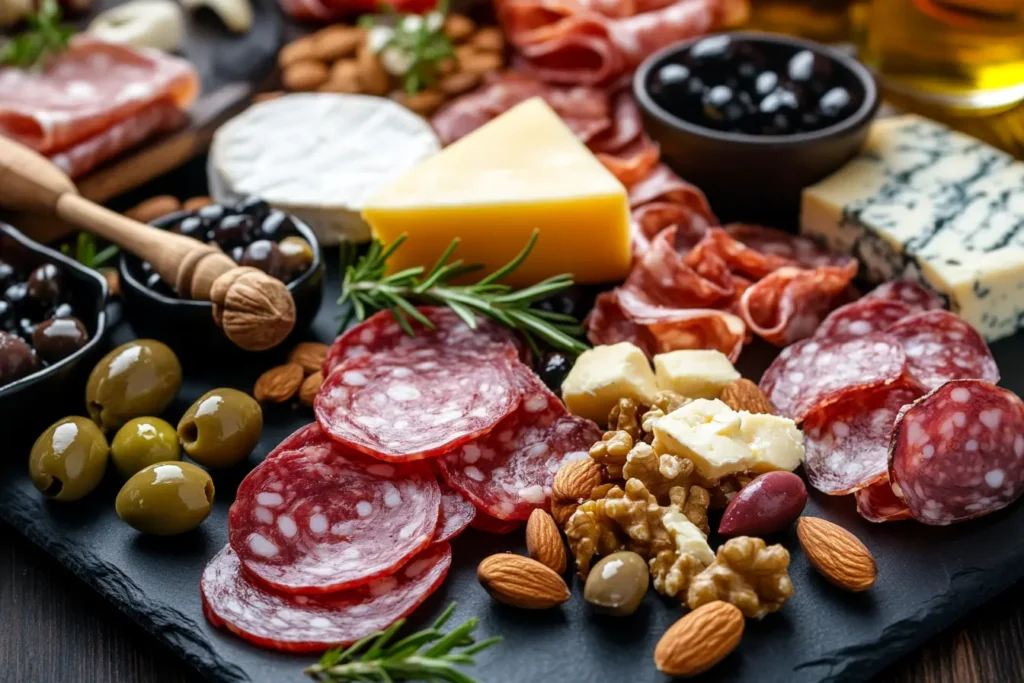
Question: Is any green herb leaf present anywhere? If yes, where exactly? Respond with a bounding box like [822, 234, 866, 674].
[0, 0, 74, 69]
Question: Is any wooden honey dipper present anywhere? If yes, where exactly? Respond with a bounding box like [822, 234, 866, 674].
[0, 136, 295, 351]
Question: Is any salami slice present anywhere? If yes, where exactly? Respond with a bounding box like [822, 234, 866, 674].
[439, 369, 601, 520]
[470, 511, 525, 534]
[201, 543, 451, 653]
[315, 347, 521, 461]
[886, 311, 999, 391]
[813, 299, 912, 342]
[803, 383, 922, 495]
[265, 422, 323, 461]
[863, 280, 945, 314]
[889, 380, 1024, 525]
[855, 482, 913, 523]
[760, 334, 909, 423]
[435, 478, 477, 543]
[229, 436, 440, 594]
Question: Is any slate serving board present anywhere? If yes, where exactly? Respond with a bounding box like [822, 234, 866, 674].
[2, 259, 1024, 683]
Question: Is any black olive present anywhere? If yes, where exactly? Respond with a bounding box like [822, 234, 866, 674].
[32, 317, 88, 363]
[0, 331, 38, 385]
[259, 210, 295, 239]
[655, 63, 689, 91]
[787, 49, 832, 90]
[0, 259, 16, 290]
[27, 263, 61, 311]
[5, 281, 28, 312]
[0, 299, 13, 331]
[215, 214, 256, 247]
[702, 85, 749, 124]
[198, 203, 227, 224]
[140, 261, 153, 274]
[231, 246, 244, 263]
[177, 216, 206, 240]
[754, 71, 779, 98]
[801, 110, 823, 130]
[236, 196, 270, 221]
[537, 351, 573, 393]
[239, 240, 286, 280]
[819, 86, 852, 118]
[18, 317, 36, 340]
[50, 302, 74, 319]
[536, 287, 588, 319]
[683, 74, 706, 99]
[688, 35, 731, 64]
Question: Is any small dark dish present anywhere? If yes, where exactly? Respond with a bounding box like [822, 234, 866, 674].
[119, 205, 324, 358]
[634, 32, 879, 223]
[0, 223, 109, 433]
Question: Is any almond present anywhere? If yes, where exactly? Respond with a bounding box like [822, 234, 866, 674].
[127, 195, 181, 223]
[654, 601, 744, 676]
[312, 25, 364, 62]
[356, 43, 389, 95]
[456, 47, 502, 75]
[551, 499, 578, 527]
[288, 342, 329, 375]
[299, 370, 323, 407]
[438, 70, 481, 96]
[395, 89, 446, 117]
[720, 378, 775, 414]
[553, 458, 602, 503]
[797, 517, 877, 592]
[253, 90, 284, 104]
[254, 363, 304, 403]
[283, 60, 329, 92]
[471, 27, 505, 53]
[477, 554, 570, 609]
[526, 510, 567, 573]
[183, 196, 214, 211]
[444, 13, 476, 42]
[278, 37, 316, 69]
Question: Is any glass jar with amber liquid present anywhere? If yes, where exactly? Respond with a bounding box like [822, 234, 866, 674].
[745, 1, 858, 42]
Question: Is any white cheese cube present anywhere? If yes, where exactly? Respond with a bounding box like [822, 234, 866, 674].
[653, 399, 756, 479]
[661, 511, 715, 566]
[653, 349, 740, 399]
[561, 342, 658, 423]
[739, 412, 805, 473]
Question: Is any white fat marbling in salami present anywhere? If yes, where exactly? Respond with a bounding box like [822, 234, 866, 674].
[228, 436, 440, 594]
[803, 383, 922, 495]
[439, 368, 601, 520]
[888, 380, 1024, 525]
[201, 543, 451, 653]
[863, 280, 946, 314]
[813, 299, 912, 342]
[434, 478, 477, 543]
[315, 347, 521, 461]
[855, 482, 913, 523]
[886, 311, 1000, 391]
[759, 333, 909, 423]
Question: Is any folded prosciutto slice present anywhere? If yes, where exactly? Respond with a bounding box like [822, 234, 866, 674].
[0, 38, 199, 178]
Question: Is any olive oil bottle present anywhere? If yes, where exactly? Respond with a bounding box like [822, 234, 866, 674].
[745, 0, 857, 42]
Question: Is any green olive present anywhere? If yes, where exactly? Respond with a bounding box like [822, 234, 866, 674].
[177, 388, 262, 468]
[115, 461, 214, 535]
[583, 551, 650, 616]
[86, 340, 182, 432]
[278, 235, 314, 278]
[111, 417, 182, 479]
[29, 416, 109, 502]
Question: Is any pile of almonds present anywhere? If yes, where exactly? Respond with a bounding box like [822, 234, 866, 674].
[254, 342, 328, 407]
[273, 15, 505, 116]
[126, 195, 213, 224]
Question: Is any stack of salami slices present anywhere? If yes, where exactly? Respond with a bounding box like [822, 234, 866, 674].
[201, 307, 600, 652]
[760, 281, 1024, 526]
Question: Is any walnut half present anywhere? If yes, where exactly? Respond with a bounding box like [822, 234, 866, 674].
[687, 536, 794, 619]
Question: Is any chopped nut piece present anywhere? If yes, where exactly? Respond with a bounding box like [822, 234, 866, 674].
[687, 536, 794, 619]
[670, 485, 711, 535]
[565, 498, 624, 578]
[622, 443, 696, 504]
[650, 548, 705, 600]
[608, 397, 643, 440]
[589, 430, 632, 479]
[652, 390, 689, 414]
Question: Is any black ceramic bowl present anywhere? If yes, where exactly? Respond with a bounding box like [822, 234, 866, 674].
[119, 211, 324, 359]
[634, 31, 879, 224]
[0, 223, 109, 434]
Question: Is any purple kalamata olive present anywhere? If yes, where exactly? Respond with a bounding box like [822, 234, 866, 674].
[718, 471, 807, 537]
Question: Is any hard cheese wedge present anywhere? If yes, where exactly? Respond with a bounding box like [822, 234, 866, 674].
[802, 115, 1024, 342]
[561, 342, 659, 423]
[362, 97, 632, 287]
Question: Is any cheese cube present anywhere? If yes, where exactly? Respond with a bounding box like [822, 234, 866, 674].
[661, 511, 715, 566]
[653, 350, 740, 399]
[653, 399, 756, 479]
[561, 342, 658, 423]
[739, 412, 805, 473]
[362, 98, 632, 287]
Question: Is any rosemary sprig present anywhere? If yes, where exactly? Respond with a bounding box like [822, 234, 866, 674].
[61, 233, 119, 269]
[359, 0, 454, 95]
[305, 603, 501, 683]
[0, 0, 75, 70]
[338, 231, 590, 355]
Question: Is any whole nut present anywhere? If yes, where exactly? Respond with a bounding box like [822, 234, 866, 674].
[298, 370, 323, 407]
[471, 27, 505, 53]
[553, 458, 602, 503]
[721, 378, 775, 414]
[526, 509, 566, 573]
[439, 70, 481, 96]
[797, 517, 877, 592]
[283, 60, 329, 92]
[183, 196, 214, 211]
[396, 89, 445, 117]
[477, 554, 570, 609]
[444, 13, 475, 41]
[254, 363, 304, 403]
[278, 37, 316, 68]
[325, 59, 360, 92]
[718, 471, 807, 537]
[288, 342, 329, 375]
[312, 25, 364, 62]
[654, 601, 744, 676]
[584, 551, 649, 616]
[356, 43, 389, 95]
[127, 195, 181, 223]
[456, 46, 502, 75]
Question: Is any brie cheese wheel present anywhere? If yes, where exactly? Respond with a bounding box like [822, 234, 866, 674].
[209, 94, 441, 245]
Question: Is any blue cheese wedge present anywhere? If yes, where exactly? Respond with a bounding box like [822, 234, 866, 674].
[802, 115, 1024, 342]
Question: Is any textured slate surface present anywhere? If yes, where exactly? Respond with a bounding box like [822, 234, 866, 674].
[2, 265, 1024, 683]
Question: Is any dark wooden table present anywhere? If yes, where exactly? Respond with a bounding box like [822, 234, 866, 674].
[2, 522, 1022, 683]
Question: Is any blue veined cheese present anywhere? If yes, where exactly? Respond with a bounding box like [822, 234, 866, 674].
[801, 115, 1024, 342]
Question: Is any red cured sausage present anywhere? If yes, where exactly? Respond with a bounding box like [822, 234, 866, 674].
[435, 478, 477, 543]
[813, 299, 912, 342]
[863, 280, 945, 314]
[855, 482, 913, 523]
[886, 310, 1000, 391]
[201, 543, 451, 653]
[889, 380, 1024, 525]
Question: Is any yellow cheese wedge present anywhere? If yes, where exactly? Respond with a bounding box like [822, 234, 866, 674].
[561, 342, 659, 423]
[362, 97, 632, 287]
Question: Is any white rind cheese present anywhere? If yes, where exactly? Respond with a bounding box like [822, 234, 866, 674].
[209, 94, 441, 245]
[802, 115, 1024, 342]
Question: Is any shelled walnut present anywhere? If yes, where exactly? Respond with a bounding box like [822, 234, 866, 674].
[588, 430, 632, 479]
[608, 398, 643, 441]
[687, 536, 794, 619]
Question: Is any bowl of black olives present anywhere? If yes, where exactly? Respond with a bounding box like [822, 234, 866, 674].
[119, 198, 324, 356]
[0, 223, 109, 428]
[635, 32, 879, 223]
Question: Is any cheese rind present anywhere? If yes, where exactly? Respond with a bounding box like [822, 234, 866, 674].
[653, 349, 740, 399]
[561, 342, 658, 423]
[802, 115, 1024, 342]
[362, 97, 632, 287]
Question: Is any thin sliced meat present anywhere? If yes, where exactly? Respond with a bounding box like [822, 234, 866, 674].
[855, 482, 913, 523]
[803, 383, 923, 495]
[470, 511, 526, 534]
[724, 225, 855, 276]
[886, 311, 999, 391]
[315, 348, 521, 461]
[266, 423, 324, 460]
[201, 543, 451, 653]
[435, 478, 477, 543]
[440, 369, 601, 520]
[814, 299, 912, 342]
[864, 280, 946, 314]
[889, 380, 1024, 525]
[228, 436, 440, 594]
[760, 334, 909, 423]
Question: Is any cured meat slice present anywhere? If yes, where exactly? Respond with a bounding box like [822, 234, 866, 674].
[813, 299, 912, 342]
[863, 280, 945, 314]
[324, 306, 523, 377]
[803, 383, 922, 495]
[229, 436, 440, 594]
[439, 369, 601, 520]
[886, 311, 999, 391]
[470, 511, 525, 534]
[855, 482, 913, 523]
[316, 347, 521, 461]
[889, 380, 1024, 525]
[760, 334, 908, 423]
[201, 543, 451, 653]
[435, 479, 477, 543]
[266, 422, 323, 460]
[724, 225, 856, 275]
